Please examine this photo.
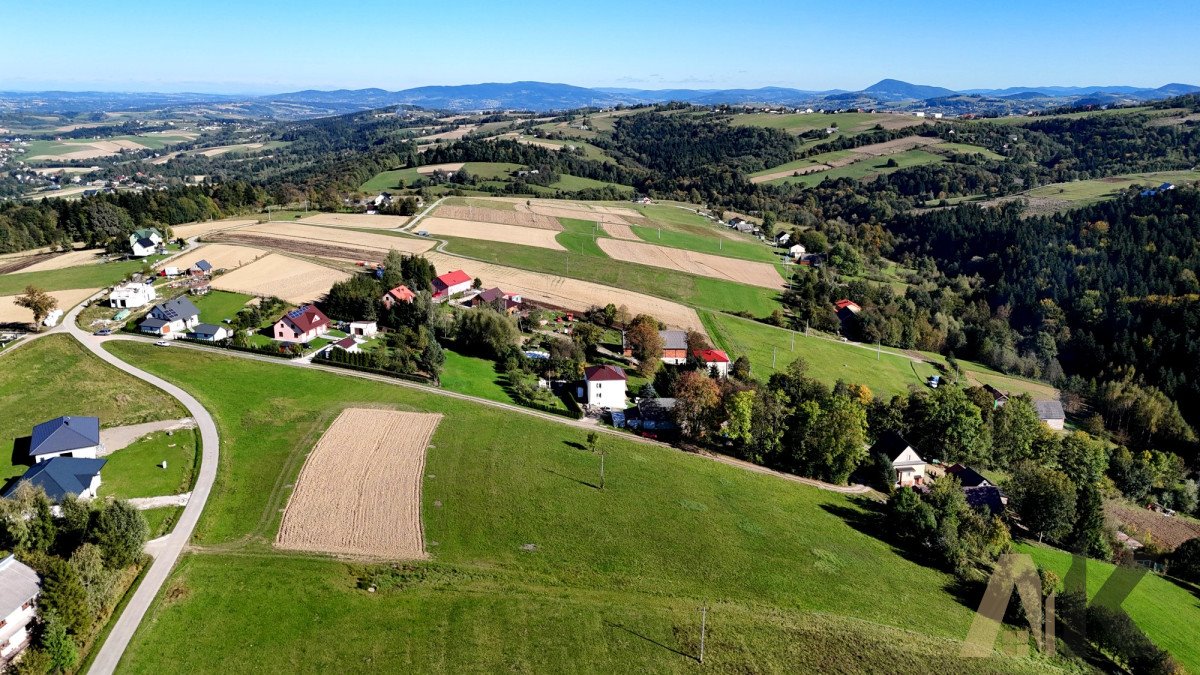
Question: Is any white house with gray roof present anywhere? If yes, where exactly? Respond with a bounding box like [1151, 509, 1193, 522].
[28, 416, 102, 464]
[139, 296, 200, 337]
[0, 555, 39, 663]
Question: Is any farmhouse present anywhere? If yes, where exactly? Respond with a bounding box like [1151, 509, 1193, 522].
[27, 416, 101, 464]
[3, 457, 107, 502]
[1035, 400, 1066, 430]
[693, 349, 731, 378]
[835, 299, 862, 323]
[432, 270, 472, 299]
[945, 463, 993, 488]
[129, 227, 163, 258]
[789, 243, 807, 260]
[871, 431, 926, 487]
[471, 287, 522, 315]
[584, 364, 627, 409]
[0, 555, 39, 663]
[139, 296, 200, 337]
[624, 329, 688, 364]
[189, 259, 213, 276]
[381, 284, 416, 308]
[274, 305, 331, 343]
[348, 320, 377, 337]
[108, 281, 157, 308]
[189, 323, 230, 342]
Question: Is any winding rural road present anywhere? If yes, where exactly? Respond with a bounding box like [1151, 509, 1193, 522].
[59, 300, 220, 675]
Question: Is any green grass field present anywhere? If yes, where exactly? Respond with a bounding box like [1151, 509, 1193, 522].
[440, 348, 516, 403]
[1024, 171, 1200, 205]
[768, 149, 948, 187]
[0, 260, 148, 295]
[1018, 542, 1200, 673]
[541, 174, 633, 193]
[555, 217, 610, 256]
[749, 150, 857, 178]
[730, 112, 926, 136]
[936, 142, 1005, 160]
[360, 163, 524, 192]
[103, 342, 1058, 673]
[630, 224, 779, 263]
[439, 236, 782, 317]
[0, 335, 186, 483]
[99, 428, 198, 499]
[18, 134, 193, 158]
[700, 311, 938, 398]
[188, 290, 252, 324]
[141, 506, 182, 539]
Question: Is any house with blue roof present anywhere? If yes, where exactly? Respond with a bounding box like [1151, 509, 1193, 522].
[3, 457, 107, 502]
[139, 296, 200, 337]
[28, 416, 102, 463]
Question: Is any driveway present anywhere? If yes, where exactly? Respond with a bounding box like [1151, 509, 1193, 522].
[98, 418, 195, 456]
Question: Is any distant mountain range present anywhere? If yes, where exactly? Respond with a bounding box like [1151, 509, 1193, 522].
[1, 79, 1197, 118]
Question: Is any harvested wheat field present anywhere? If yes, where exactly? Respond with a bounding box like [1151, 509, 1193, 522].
[600, 222, 639, 240]
[597, 239, 785, 289]
[433, 205, 561, 230]
[237, 222, 434, 255]
[296, 213, 410, 229]
[172, 219, 257, 239]
[0, 288, 98, 325]
[425, 252, 705, 333]
[19, 249, 105, 273]
[415, 162, 465, 175]
[420, 217, 565, 250]
[847, 136, 944, 159]
[181, 243, 266, 271]
[197, 142, 264, 157]
[422, 125, 477, 141]
[751, 164, 835, 184]
[276, 409, 441, 559]
[210, 254, 349, 303]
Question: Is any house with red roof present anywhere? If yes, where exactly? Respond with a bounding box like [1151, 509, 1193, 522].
[693, 349, 731, 378]
[834, 299, 862, 323]
[381, 284, 415, 309]
[432, 270, 472, 300]
[583, 364, 627, 409]
[273, 305, 331, 343]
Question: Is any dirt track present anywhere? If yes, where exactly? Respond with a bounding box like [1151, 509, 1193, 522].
[276, 409, 441, 559]
[597, 239, 785, 289]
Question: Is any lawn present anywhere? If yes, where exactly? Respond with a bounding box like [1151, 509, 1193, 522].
[99, 428, 198, 499]
[542, 174, 633, 193]
[189, 290, 252, 324]
[438, 236, 782, 317]
[768, 149, 948, 188]
[629, 224, 779, 263]
[141, 506, 182, 539]
[360, 163, 524, 192]
[700, 311, 939, 398]
[439, 348, 513, 404]
[0, 259, 148, 295]
[1018, 542, 1200, 674]
[102, 342, 1057, 673]
[937, 142, 1004, 160]
[749, 150, 857, 178]
[0, 335, 186, 483]
[1023, 171, 1200, 205]
[554, 217, 609, 256]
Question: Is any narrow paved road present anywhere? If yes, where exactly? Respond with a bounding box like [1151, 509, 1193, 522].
[55, 300, 221, 675]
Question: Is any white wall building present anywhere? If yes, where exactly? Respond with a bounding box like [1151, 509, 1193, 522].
[584, 365, 627, 409]
[109, 282, 157, 309]
[0, 555, 40, 663]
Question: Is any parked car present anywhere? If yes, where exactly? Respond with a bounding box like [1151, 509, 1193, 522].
[93, 328, 113, 336]
[155, 340, 170, 347]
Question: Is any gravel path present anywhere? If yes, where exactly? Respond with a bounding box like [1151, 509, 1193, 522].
[98, 418, 194, 456]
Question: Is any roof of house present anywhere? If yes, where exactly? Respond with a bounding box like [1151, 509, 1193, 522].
[139, 317, 167, 330]
[834, 299, 861, 312]
[477, 287, 506, 303]
[385, 285, 415, 302]
[134, 237, 157, 250]
[635, 397, 677, 422]
[0, 555, 39, 616]
[152, 296, 200, 322]
[693, 348, 730, 363]
[132, 227, 161, 240]
[30, 416, 100, 457]
[334, 336, 357, 349]
[660, 329, 688, 350]
[3, 457, 107, 502]
[946, 463, 991, 488]
[1035, 400, 1066, 420]
[193, 259, 212, 271]
[963, 485, 1005, 514]
[280, 305, 330, 333]
[869, 431, 913, 461]
[192, 323, 225, 336]
[433, 269, 471, 289]
[982, 384, 1008, 401]
[584, 364, 627, 382]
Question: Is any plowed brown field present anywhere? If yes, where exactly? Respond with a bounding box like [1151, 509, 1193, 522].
[420, 217, 565, 250]
[433, 205, 561, 230]
[276, 409, 441, 559]
[596, 239, 785, 289]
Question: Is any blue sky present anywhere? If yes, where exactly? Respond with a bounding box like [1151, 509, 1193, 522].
[2, 0, 1198, 93]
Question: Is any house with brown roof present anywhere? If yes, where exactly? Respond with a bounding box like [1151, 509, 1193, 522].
[584, 365, 627, 409]
[471, 287, 522, 315]
[273, 305, 331, 343]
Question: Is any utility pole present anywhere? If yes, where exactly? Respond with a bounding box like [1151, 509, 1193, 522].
[877, 341, 881, 360]
[772, 347, 776, 369]
[699, 604, 707, 665]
